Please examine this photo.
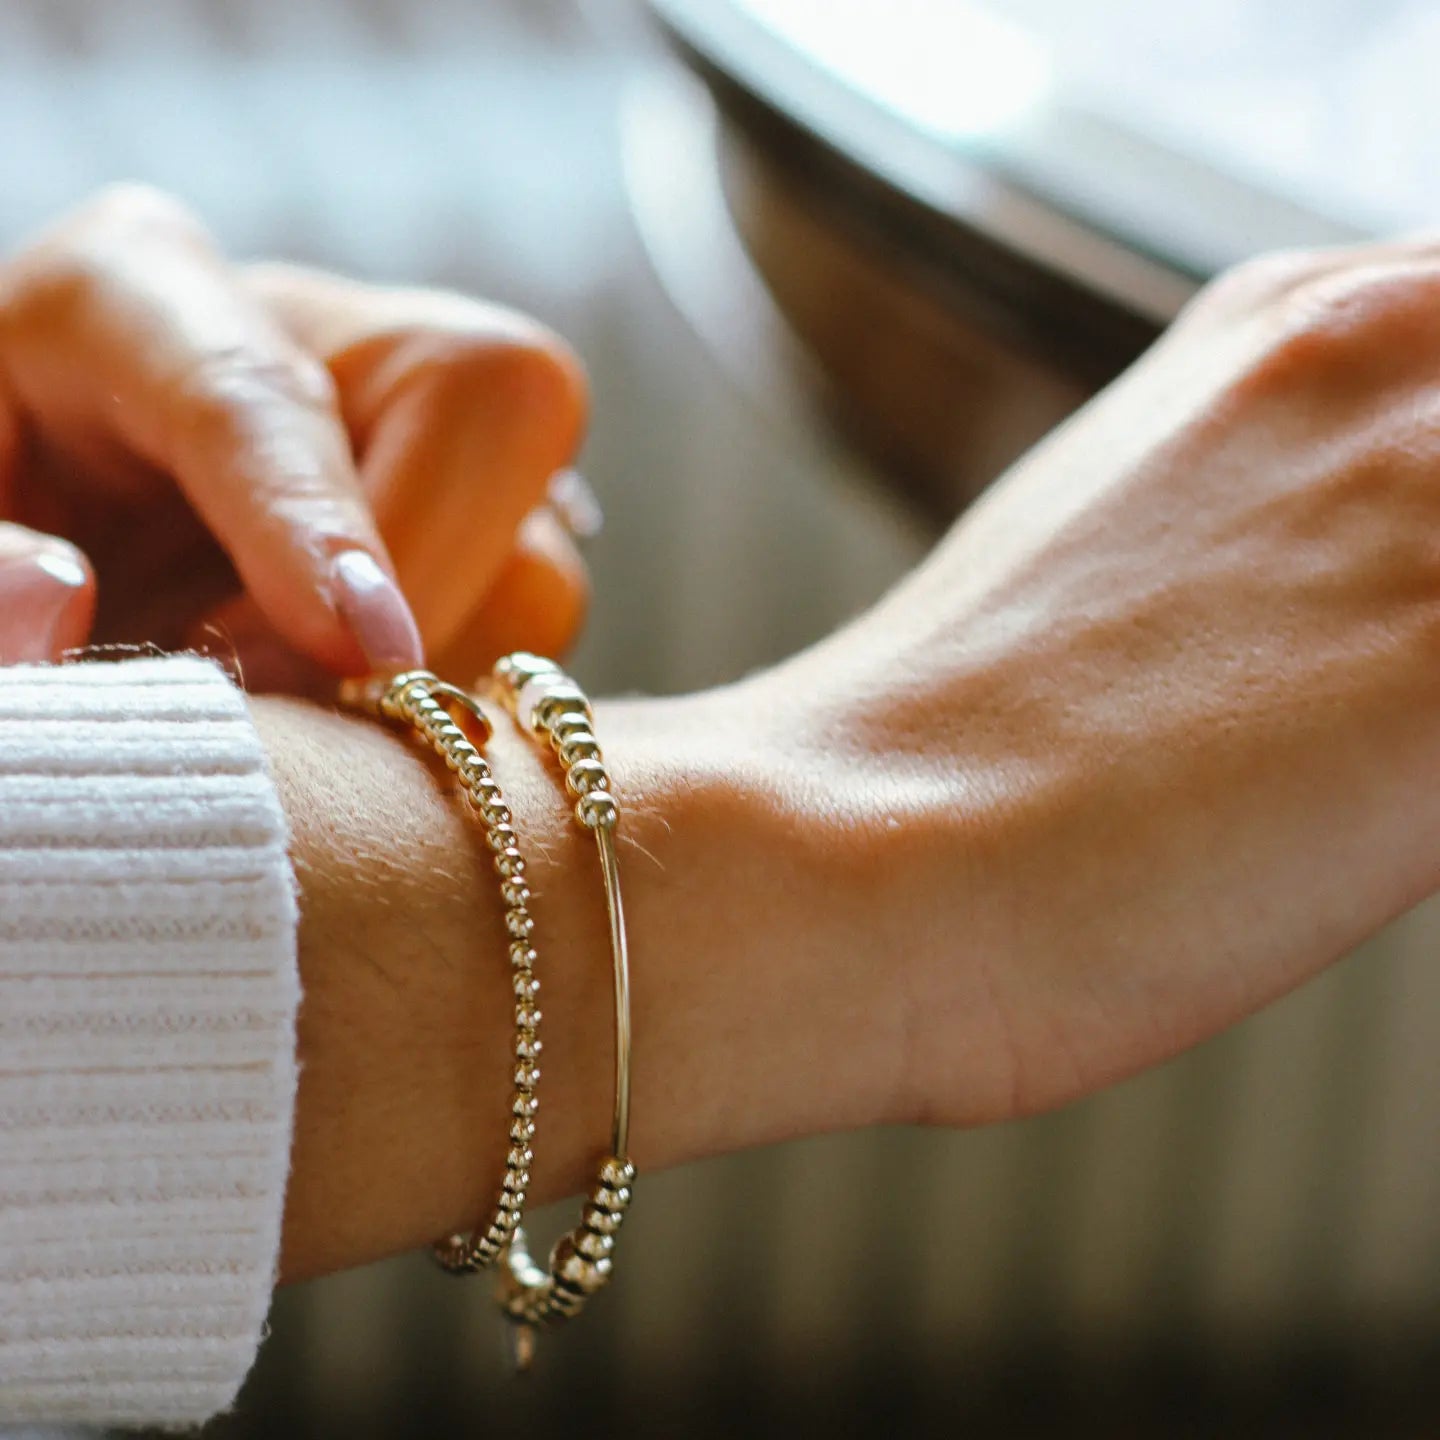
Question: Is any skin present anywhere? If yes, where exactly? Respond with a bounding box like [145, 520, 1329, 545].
[269, 234, 1440, 1281]
[0, 184, 590, 683]
[3, 191, 1435, 1297]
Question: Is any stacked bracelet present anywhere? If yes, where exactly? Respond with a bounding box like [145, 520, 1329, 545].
[486, 653, 635, 1364]
[339, 654, 635, 1372]
[338, 670, 544, 1275]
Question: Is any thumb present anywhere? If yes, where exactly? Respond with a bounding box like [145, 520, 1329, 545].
[0, 378, 94, 663]
[0, 523, 94, 663]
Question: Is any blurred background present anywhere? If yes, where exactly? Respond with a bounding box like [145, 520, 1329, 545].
[5, 0, 1440, 1434]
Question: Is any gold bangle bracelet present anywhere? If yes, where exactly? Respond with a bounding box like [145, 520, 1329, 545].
[486, 651, 635, 1369]
[338, 670, 544, 1275]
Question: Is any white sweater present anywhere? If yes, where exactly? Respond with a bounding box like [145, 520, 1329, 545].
[0, 657, 299, 1429]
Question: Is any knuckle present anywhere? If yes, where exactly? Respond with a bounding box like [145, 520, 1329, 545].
[1238, 261, 1440, 395]
[181, 345, 335, 412]
[75, 182, 204, 238]
[171, 345, 339, 443]
[1190, 248, 1325, 319]
[1, 184, 210, 323]
[33, 184, 210, 262]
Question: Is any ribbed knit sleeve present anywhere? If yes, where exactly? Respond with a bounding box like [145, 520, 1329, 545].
[0, 656, 300, 1429]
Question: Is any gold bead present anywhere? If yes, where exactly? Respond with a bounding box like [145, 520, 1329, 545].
[382, 671, 435, 717]
[494, 652, 561, 694]
[548, 710, 593, 745]
[513, 1094, 539, 1119]
[516, 1034, 542, 1060]
[583, 1204, 622, 1235]
[575, 1229, 615, 1262]
[565, 759, 609, 797]
[517, 677, 588, 735]
[552, 1236, 612, 1294]
[515, 1003, 541, 1029]
[501, 879, 530, 909]
[558, 734, 602, 767]
[514, 1060, 541, 1090]
[599, 1157, 636, 1188]
[513, 973, 539, 999]
[510, 1117, 536, 1143]
[577, 791, 619, 830]
[510, 942, 537, 969]
[487, 824, 519, 854]
[482, 802, 512, 828]
[508, 1145, 534, 1170]
[494, 848, 526, 880]
[592, 1184, 631, 1213]
[534, 684, 590, 723]
[504, 908, 533, 940]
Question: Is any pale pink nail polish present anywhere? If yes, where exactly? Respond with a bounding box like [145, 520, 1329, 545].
[547, 468, 604, 540]
[0, 546, 90, 662]
[330, 550, 424, 673]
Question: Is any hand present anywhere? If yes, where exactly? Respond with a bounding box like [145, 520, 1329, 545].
[0, 185, 589, 689]
[757, 235, 1440, 1127]
[264, 236, 1440, 1280]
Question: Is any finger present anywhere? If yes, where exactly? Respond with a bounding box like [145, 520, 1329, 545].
[187, 508, 588, 697]
[246, 262, 587, 657]
[431, 507, 590, 681]
[0, 379, 92, 662]
[0, 185, 420, 675]
[0, 521, 94, 663]
[0, 366, 20, 512]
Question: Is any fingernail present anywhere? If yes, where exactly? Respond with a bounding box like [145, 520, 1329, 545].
[330, 549, 424, 674]
[0, 543, 90, 662]
[547, 469, 604, 540]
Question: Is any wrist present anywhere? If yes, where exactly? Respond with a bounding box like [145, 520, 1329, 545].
[255, 679, 895, 1282]
[754, 651, 1040, 1133]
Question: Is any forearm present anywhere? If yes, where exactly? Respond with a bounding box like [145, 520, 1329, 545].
[254, 683, 907, 1283]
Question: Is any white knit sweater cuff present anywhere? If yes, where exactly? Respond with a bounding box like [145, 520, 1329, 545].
[0, 657, 300, 1429]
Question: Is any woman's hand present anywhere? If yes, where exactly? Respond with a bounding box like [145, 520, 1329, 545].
[754, 235, 1440, 1129]
[263, 235, 1440, 1279]
[0, 184, 589, 689]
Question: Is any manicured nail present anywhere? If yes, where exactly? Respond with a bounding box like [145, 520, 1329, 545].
[0, 543, 90, 662]
[330, 549, 424, 673]
[547, 469, 604, 540]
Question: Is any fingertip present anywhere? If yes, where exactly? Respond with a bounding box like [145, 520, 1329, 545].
[330, 548, 425, 675]
[500, 330, 590, 469]
[37, 546, 97, 656]
[432, 510, 589, 677]
[0, 529, 95, 662]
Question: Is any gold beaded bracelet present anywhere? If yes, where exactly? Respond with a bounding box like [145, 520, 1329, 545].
[340, 655, 635, 1372]
[485, 652, 635, 1369]
[338, 670, 545, 1276]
